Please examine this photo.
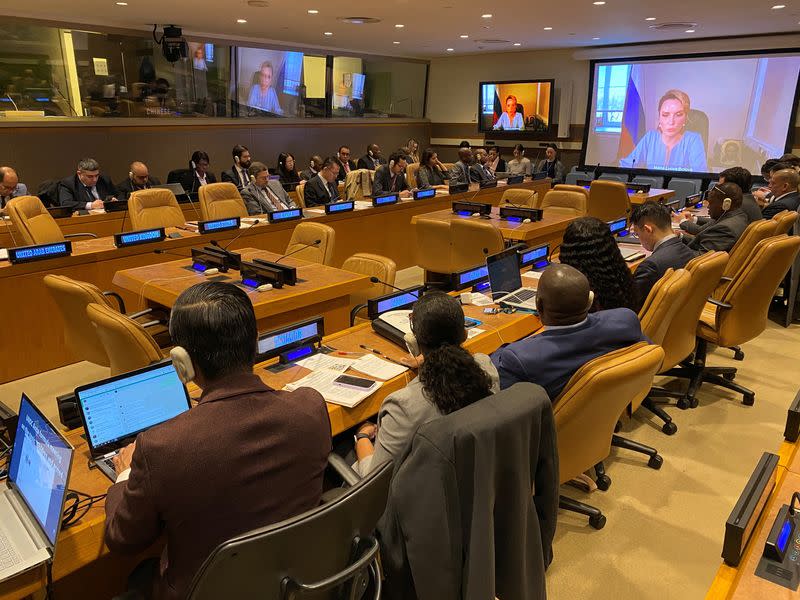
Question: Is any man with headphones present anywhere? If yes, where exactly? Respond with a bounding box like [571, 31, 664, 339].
[372, 150, 412, 197]
[115, 161, 161, 201]
[357, 143, 384, 170]
[104, 282, 331, 600]
[679, 181, 749, 254]
[334, 146, 357, 181]
[221, 145, 252, 190]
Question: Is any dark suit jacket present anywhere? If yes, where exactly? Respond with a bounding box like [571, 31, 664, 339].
[535, 159, 566, 184]
[416, 165, 446, 188]
[488, 157, 507, 174]
[304, 174, 339, 206]
[632, 236, 696, 310]
[469, 163, 496, 183]
[689, 194, 763, 229]
[221, 165, 250, 189]
[762, 191, 800, 219]
[169, 169, 217, 197]
[104, 373, 331, 600]
[683, 208, 748, 254]
[491, 308, 649, 399]
[300, 168, 318, 181]
[357, 154, 383, 171]
[57, 173, 117, 211]
[240, 180, 297, 215]
[447, 161, 471, 186]
[335, 158, 357, 181]
[378, 383, 558, 600]
[114, 176, 162, 201]
[372, 165, 409, 195]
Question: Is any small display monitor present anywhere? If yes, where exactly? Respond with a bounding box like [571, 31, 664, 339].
[113, 228, 166, 248]
[256, 316, 324, 360]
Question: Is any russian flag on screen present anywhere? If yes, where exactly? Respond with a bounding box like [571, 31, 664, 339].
[617, 65, 645, 159]
[492, 89, 502, 126]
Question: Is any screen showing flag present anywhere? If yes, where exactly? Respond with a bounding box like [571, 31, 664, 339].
[583, 52, 800, 175]
[478, 80, 553, 133]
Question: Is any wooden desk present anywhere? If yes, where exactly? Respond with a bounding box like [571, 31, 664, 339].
[113, 249, 370, 333]
[628, 188, 676, 205]
[0, 305, 539, 600]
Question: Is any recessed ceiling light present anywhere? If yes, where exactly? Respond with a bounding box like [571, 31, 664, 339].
[446, 48, 454, 51]
[307, 9, 318, 14]
[685, 28, 695, 32]
[593, 1, 605, 4]
[395, 23, 404, 28]
[513, 42, 521, 46]
[460, 34, 469, 38]
[481, 14, 492, 18]
[236, 19, 247, 23]
[543, 26, 553, 30]
[324, 31, 333, 35]
[115, 1, 128, 4]
[592, 36, 600, 40]
[393, 41, 400, 44]
[772, 4, 786, 8]
[645, 16, 656, 20]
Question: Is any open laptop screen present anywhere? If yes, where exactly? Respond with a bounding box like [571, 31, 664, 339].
[9, 395, 72, 545]
[76, 361, 190, 453]
[486, 248, 523, 298]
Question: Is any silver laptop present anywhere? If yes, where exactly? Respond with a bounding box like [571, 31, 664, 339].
[75, 360, 191, 481]
[0, 394, 73, 583]
[486, 248, 538, 310]
[153, 182, 188, 196]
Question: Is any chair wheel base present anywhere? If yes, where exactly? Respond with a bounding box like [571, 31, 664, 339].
[733, 349, 745, 361]
[596, 475, 612, 491]
[662, 421, 678, 436]
[722, 372, 736, 381]
[743, 393, 755, 406]
[589, 514, 607, 530]
[648, 455, 664, 470]
[677, 397, 692, 410]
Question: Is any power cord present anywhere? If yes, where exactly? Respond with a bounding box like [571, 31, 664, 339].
[61, 488, 107, 529]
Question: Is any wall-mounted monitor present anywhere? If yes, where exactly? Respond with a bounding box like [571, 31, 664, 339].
[236, 47, 307, 117]
[478, 80, 554, 133]
[582, 51, 800, 177]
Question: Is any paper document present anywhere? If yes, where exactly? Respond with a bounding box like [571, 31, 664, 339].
[466, 293, 494, 306]
[522, 270, 544, 281]
[295, 354, 355, 373]
[466, 328, 485, 340]
[0, 248, 7, 261]
[304, 208, 325, 215]
[354, 201, 373, 210]
[375, 310, 412, 335]
[284, 369, 380, 408]
[352, 354, 408, 380]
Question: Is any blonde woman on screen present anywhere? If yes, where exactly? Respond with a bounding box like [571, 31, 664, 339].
[247, 61, 283, 115]
[493, 95, 525, 130]
[619, 89, 707, 172]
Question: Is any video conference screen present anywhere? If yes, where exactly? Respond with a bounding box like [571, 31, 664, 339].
[478, 80, 553, 132]
[583, 52, 800, 176]
[236, 47, 308, 117]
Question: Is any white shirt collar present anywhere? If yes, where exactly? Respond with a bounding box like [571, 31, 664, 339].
[653, 233, 678, 251]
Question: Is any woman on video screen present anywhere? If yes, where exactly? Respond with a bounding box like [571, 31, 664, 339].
[247, 61, 283, 115]
[619, 89, 707, 172]
[493, 95, 525, 131]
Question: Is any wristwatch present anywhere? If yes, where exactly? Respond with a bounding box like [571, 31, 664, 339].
[355, 432, 371, 442]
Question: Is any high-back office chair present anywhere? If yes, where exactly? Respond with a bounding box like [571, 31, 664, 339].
[342, 253, 398, 325]
[632, 175, 664, 188]
[406, 162, 421, 189]
[773, 209, 799, 236]
[598, 173, 628, 183]
[285, 222, 335, 265]
[714, 219, 778, 300]
[564, 171, 592, 186]
[676, 236, 800, 407]
[667, 178, 701, 207]
[294, 180, 306, 208]
[86, 303, 164, 376]
[553, 343, 664, 529]
[539, 189, 587, 217]
[500, 188, 537, 208]
[414, 218, 453, 282]
[552, 184, 589, 204]
[450, 219, 505, 272]
[687, 109, 709, 151]
[344, 169, 373, 201]
[187, 460, 393, 600]
[6, 196, 97, 245]
[198, 182, 248, 221]
[587, 180, 630, 221]
[128, 188, 186, 230]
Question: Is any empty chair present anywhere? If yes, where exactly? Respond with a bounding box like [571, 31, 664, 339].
[284, 222, 335, 265]
[128, 188, 186, 230]
[198, 182, 248, 221]
[344, 169, 374, 201]
[667, 178, 702, 207]
[553, 184, 589, 203]
[565, 171, 592, 186]
[632, 176, 664, 188]
[406, 162, 421, 189]
[554, 342, 664, 528]
[187, 460, 393, 600]
[414, 218, 453, 281]
[450, 218, 505, 271]
[341, 253, 398, 324]
[540, 189, 587, 217]
[713, 219, 778, 299]
[598, 173, 628, 183]
[294, 180, 306, 208]
[500, 187, 537, 207]
[587, 180, 630, 221]
[6, 196, 97, 245]
[772, 209, 799, 236]
[86, 303, 164, 376]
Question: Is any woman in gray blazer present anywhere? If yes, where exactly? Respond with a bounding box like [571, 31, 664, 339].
[354, 291, 499, 476]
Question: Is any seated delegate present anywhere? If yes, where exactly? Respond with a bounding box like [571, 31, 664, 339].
[0, 166, 28, 212]
[469, 148, 497, 183]
[57, 157, 117, 211]
[304, 156, 341, 206]
[761, 168, 800, 219]
[300, 155, 323, 181]
[353, 291, 499, 475]
[357, 144, 384, 170]
[221, 145, 252, 190]
[277, 152, 301, 192]
[171, 150, 217, 196]
[448, 148, 474, 185]
[491, 264, 649, 398]
[507, 144, 533, 177]
[115, 161, 161, 201]
[372, 151, 411, 197]
[536, 143, 565, 184]
[678, 182, 748, 254]
[104, 282, 331, 600]
[240, 162, 297, 215]
[416, 148, 449, 190]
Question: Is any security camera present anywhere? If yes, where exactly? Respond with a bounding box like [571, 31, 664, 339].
[154, 25, 187, 63]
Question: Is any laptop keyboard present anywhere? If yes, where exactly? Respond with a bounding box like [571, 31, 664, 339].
[100, 456, 117, 473]
[505, 289, 536, 304]
[0, 531, 22, 570]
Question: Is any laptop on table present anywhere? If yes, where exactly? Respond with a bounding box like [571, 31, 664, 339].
[0, 394, 73, 583]
[75, 360, 191, 482]
[486, 248, 538, 310]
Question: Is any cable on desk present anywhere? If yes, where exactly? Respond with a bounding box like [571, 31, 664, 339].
[62, 488, 107, 529]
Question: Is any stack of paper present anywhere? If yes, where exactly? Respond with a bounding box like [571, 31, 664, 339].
[295, 354, 355, 372]
[352, 354, 408, 380]
[354, 201, 373, 210]
[284, 369, 381, 408]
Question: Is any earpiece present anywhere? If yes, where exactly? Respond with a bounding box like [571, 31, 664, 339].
[722, 197, 732, 211]
[368, 149, 374, 158]
[191, 160, 197, 170]
[250, 175, 256, 183]
[522, 218, 531, 224]
[170, 346, 196, 384]
[128, 172, 134, 180]
[586, 290, 595, 311]
[404, 332, 419, 357]
[389, 159, 395, 169]
[234, 155, 240, 165]
[203, 268, 219, 276]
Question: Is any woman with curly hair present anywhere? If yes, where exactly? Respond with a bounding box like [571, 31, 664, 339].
[353, 291, 499, 475]
[559, 216, 637, 312]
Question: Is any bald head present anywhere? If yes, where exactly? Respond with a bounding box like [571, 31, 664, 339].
[129, 161, 150, 187]
[536, 264, 593, 326]
[0, 166, 19, 198]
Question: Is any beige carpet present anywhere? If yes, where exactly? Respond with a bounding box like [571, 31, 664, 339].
[1, 266, 797, 600]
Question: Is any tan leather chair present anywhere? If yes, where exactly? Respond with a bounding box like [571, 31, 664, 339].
[284, 222, 335, 265]
[294, 181, 306, 208]
[86, 303, 164, 376]
[342, 253, 398, 324]
[587, 180, 630, 221]
[714, 218, 777, 299]
[553, 342, 664, 529]
[198, 182, 248, 220]
[344, 169, 373, 201]
[450, 219, 505, 272]
[553, 184, 590, 204]
[406, 163, 421, 189]
[772, 209, 799, 236]
[6, 196, 97, 245]
[539, 190, 587, 217]
[414, 218, 453, 279]
[500, 188, 537, 208]
[678, 236, 800, 407]
[128, 188, 186, 230]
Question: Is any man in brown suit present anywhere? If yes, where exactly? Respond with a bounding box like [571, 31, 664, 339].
[104, 282, 332, 600]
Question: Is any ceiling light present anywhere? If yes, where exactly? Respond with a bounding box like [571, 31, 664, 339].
[395, 24, 404, 28]
[393, 41, 400, 44]
[592, 36, 600, 40]
[772, 4, 786, 8]
[307, 9, 318, 14]
[481, 14, 492, 18]
[645, 16, 656, 20]
[115, 1, 128, 4]
[237, 19, 247, 23]
[460, 34, 469, 38]
[593, 1, 605, 4]
[513, 42, 521, 46]
[446, 48, 454, 51]
[543, 26, 553, 30]
[685, 28, 695, 32]
[324, 31, 333, 35]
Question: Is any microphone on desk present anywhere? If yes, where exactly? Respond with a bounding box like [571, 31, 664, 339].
[593, 162, 601, 180]
[369, 276, 413, 295]
[211, 219, 261, 253]
[274, 239, 321, 263]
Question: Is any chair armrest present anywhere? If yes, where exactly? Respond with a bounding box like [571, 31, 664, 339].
[139, 320, 161, 328]
[719, 276, 733, 282]
[102, 290, 126, 313]
[350, 304, 367, 327]
[128, 308, 153, 319]
[707, 298, 732, 310]
[327, 453, 362, 486]
[64, 232, 98, 239]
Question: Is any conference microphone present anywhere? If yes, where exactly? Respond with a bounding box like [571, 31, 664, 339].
[274, 239, 321, 263]
[52, 85, 79, 117]
[211, 219, 261, 253]
[369, 276, 412, 295]
[593, 162, 601, 180]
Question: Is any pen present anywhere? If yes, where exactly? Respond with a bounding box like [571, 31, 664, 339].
[358, 344, 408, 367]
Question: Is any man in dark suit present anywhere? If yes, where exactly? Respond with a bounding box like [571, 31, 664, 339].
[304, 156, 341, 206]
[334, 146, 357, 181]
[220, 145, 252, 190]
[300, 155, 323, 181]
[357, 144, 383, 170]
[448, 147, 474, 186]
[486, 146, 506, 175]
[57, 157, 117, 211]
[104, 282, 331, 600]
[372, 151, 411, 197]
[679, 182, 748, 254]
[762, 168, 800, 219]
[491, 264, 649, 399]
[631, 201, 696, 310]
[469, 148, 497, 183]
[115, 161, 161, 201]
[240, 162, 297, 215]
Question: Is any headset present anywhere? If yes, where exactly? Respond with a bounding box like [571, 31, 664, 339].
[170, 346, 195, 384]
[234, 155, 240, 165]
[368, 146, 374, 158]
[710, 184, 732, 212]
[190, 160, 197, 170]
[128, 171, 134, 180]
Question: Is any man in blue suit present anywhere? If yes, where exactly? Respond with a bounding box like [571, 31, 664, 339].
[0, 166, 28, 212]
[491, 264, 649, 399]
[631, 201, 696, 310]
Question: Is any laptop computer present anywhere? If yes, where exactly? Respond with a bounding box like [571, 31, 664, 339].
[153, 182, 192, 203]
[75, 360, 191, 481]
[0, 394, 73, 583]
[486, 247, 538, 310]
